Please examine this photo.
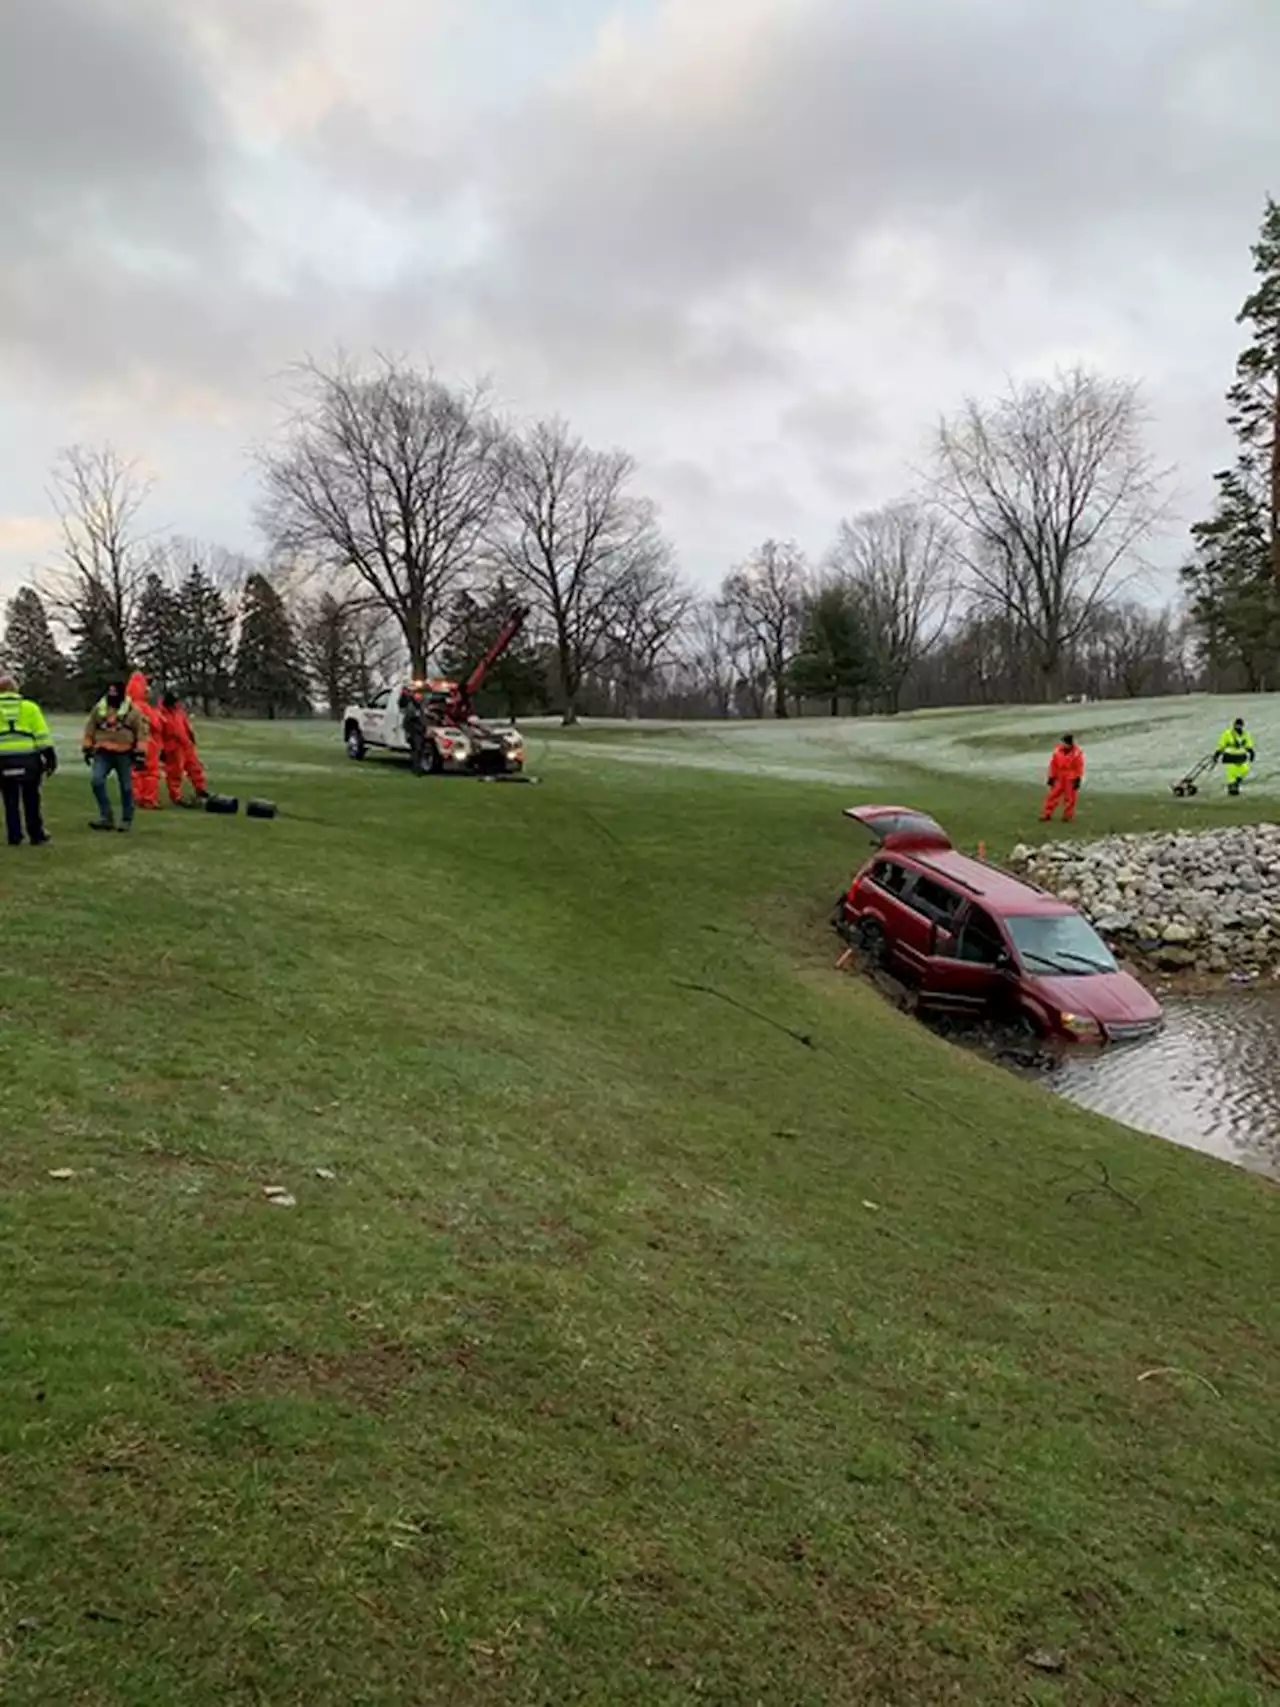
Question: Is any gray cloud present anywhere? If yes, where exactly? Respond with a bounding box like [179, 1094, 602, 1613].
[0, 0, 229, 251]
[1, 0, 1277, 593]
[491, 0, 1280, 299]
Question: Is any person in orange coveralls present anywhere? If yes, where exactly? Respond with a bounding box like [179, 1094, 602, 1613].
[159, 691, 208, 805]
[125, 670, 162, 809]
[1041, 732, 1085, 823]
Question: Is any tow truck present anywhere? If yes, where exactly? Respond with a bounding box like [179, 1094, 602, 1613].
[342, 608, 529, 777]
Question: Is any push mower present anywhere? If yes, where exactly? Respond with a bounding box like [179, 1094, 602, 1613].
[1171, 752, 1215, 797]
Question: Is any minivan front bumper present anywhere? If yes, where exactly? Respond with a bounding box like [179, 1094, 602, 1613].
[1103, 1018, 1163, 1046]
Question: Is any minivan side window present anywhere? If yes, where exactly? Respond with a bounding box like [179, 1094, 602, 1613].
[955, 906, 1006, 965]
[907, 875, 962, 923]
[870, 860, 908, 895]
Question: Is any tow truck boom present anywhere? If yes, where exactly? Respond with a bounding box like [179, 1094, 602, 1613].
[451, 606, 529, 720]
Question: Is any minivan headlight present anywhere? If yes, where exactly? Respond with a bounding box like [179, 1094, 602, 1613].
[1060, 1011, 1102, 1039]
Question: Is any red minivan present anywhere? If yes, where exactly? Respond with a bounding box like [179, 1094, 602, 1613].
[837, 806, 1163, 1045]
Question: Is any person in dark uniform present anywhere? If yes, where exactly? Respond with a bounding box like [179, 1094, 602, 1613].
[0, 672, 56, 846]
[399, 686, 428, 775]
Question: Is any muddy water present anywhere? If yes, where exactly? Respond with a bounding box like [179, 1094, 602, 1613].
[1052, 990, 1280, 1179]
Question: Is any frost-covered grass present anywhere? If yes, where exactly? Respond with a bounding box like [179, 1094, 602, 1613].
[548, 695, 1280, 798]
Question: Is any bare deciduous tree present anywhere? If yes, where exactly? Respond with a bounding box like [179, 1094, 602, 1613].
[41, 445, 156, 678]
[603, 560, 693, 717]
[1076, 601, 1182, 699]
[831, 502, 954, 712]
[719, 539, 807, 718]
[257, 358, 507, 675]
[933, 367, 1172, 698]
[494, 417, 669, 725]
[686, 599, 740, 716]
[298, 589, 400, 717]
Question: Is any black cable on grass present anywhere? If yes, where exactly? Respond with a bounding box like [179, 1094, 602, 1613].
[672, 980, 817, 1051]
[1047, 1157, 1143, 1215]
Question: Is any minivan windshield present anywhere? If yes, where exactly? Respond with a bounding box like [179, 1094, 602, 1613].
[1005, 912, 1117, 976]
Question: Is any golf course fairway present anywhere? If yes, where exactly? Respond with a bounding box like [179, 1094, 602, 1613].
[1, 712, 1276, 1706]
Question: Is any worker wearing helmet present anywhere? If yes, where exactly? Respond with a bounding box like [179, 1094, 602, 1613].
[1214, 717, 1256, 797]
[1041, 733, 1085, 823]
[159, 691, 208, 805]
[83, 679, 147, 831]
[125, 670, 162, 809]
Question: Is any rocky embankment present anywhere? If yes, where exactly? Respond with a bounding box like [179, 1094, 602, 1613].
[1009, 825, 1280, 978]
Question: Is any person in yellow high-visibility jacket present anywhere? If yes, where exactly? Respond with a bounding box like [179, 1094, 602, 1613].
[1215, 716, 1256, 796]
[0, 672, 56, 846]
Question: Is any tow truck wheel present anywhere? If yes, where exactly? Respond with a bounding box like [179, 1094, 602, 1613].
[421, 740, 443, 775]
[345, 725, 366, 761]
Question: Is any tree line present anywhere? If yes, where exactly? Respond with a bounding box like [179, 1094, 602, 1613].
[4, 197, 1278, 720]
[0, 449, 314, 718]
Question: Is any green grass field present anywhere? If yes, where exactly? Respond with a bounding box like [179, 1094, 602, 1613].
[2, 710, 1277, 1705]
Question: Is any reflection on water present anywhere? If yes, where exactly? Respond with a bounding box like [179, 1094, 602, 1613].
[1053, 991, 1280, 1179]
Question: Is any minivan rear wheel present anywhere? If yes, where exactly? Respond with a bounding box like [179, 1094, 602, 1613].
[855, 918, 889, 969]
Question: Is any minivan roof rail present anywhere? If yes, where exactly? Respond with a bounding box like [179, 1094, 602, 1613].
[970, 849, 1055, 897]
[911, 854, 983, 897]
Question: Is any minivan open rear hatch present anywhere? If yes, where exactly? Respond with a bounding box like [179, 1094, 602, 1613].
[842, 805, 953, 851]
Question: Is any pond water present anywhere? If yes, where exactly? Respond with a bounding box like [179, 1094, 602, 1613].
[1052, 990, 1280, 1180]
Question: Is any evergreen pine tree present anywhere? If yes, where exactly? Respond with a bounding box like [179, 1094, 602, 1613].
[1184, 197, 1280, 680]
[131, 572, 184, 691]
[299, 593, 362, 719]
[175, 566, 233, 713]
[1183, 468, 1280, 689]
[2, 587, 72, 706]
[233, 573, 310, 718]
[1228, 196, 1280, 580]
[786, 583, 875, 715]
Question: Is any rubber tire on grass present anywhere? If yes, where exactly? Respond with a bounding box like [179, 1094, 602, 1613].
[420, 741, 443, 776]
[345, 727, 366, 761]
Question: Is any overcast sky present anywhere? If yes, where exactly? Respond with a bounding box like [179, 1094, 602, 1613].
[1, 0, 1277, 602]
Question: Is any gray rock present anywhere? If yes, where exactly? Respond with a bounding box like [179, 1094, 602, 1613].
[1155, 946, 1197, 970]
[1161, 921, 1197, 944]
[1022, 822, 1280, 979]
[1093, 910, 1133, 933]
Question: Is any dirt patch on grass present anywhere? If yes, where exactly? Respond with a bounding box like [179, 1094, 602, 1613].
[185, 1341, 427, 1413]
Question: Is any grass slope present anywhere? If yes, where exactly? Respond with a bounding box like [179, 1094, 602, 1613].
[1, 721, 1277, 1705]
[548, 693, 1280, 798]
